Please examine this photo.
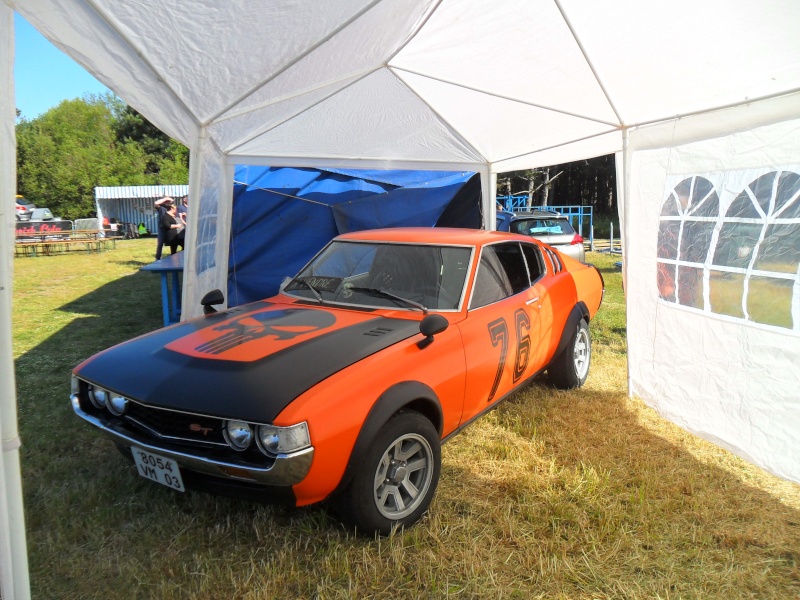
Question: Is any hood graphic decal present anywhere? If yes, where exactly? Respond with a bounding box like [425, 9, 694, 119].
[167, 305, 373, 362]
[193, 309, 337, 355]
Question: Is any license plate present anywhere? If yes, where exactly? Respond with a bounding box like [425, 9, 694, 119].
[131, 447, 185, 492]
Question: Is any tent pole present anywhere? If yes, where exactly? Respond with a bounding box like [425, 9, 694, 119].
[618, 127, 632, 398]
[0, 5, 31, 599]
[480, 168, 497, 230]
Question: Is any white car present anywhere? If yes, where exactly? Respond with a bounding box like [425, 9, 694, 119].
[506, 210, 586, 262]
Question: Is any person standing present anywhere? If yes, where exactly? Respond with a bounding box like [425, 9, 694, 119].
[154, 196, 173, 260]
[161, 202, 185, 255]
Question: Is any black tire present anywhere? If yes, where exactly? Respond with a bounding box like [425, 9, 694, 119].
[335, 411, 441, 536]
[549, 319, 591, 389]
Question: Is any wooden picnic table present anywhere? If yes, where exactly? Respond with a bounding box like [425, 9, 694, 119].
[14, 230, 122, 257]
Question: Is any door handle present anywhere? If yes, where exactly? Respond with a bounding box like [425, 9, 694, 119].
[526, 297, 539, 305]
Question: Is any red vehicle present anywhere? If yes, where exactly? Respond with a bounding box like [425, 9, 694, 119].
[71, 228, 603, 533]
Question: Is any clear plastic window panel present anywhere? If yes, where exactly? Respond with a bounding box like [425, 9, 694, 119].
[657, 169, 800, 332]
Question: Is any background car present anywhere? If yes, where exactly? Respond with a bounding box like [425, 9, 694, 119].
[71, 228, 603, 534]
[30, 207, 56, 221]
[497, 209, 586, 262]
[14, 196, 35, 221]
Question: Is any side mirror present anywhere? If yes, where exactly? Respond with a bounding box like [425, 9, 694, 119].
[417, 314, 449, 349]
[201, 289, 225, 315]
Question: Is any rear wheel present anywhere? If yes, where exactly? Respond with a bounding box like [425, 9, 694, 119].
[335, 411, 440, 535]
[549, 319, 591, 389]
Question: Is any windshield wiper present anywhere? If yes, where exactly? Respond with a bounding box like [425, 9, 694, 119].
[295, 278, 325, 304]
[349, 287, 428, 314]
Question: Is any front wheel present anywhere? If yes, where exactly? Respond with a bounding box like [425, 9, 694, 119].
[335, 411, 441, 535]
[549, 319, 591, 389]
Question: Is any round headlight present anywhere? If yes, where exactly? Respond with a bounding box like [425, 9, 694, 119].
[224, 420, 253, 451]
[88, 386, 108, 409]
[258, 427, 281, 455]
[107, 394, 128, 416]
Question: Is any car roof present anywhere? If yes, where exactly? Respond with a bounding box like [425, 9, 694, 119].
[336, 227, 531, 247]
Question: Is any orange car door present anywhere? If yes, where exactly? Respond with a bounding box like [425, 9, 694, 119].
[457, 242, 542, 425]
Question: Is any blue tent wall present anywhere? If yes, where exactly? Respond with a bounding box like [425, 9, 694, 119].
[227, 166, 478, 306]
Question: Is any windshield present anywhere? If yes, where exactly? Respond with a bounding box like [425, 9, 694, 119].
[511, 218, 575, 236]
[284, 241, 473, 311]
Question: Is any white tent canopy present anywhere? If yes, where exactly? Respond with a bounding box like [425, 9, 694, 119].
[2, 1, 800, 597]
[12, 0, 800, 168]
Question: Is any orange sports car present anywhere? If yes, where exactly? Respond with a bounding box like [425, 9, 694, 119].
[71, 228, 603, 534]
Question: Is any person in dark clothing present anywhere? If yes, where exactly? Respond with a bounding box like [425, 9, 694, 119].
[154, 196, 174, 260]
[160, 202, 185, 255]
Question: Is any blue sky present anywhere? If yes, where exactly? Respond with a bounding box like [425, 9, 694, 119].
[14, 13, 111, 119]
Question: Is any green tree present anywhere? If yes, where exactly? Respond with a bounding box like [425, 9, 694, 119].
[16, 95, 189, 220]
[113, 105, 189, 180]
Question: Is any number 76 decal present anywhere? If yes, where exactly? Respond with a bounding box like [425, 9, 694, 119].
[487, 309, 531, 402]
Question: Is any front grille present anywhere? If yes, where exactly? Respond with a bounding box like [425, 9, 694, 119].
[125, 400, 227, 446]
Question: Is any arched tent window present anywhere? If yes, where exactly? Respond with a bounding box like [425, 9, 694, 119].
[657, 176, 719, 308]
[710, 171, 800, 329]
[657, 170, 800, 332]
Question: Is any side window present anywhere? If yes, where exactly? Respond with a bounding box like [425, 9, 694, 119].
[543, 247, 562, 273]
[552, 250, 563, 272]
[521, 243, 545, 282]
[470, 243, 529, 309]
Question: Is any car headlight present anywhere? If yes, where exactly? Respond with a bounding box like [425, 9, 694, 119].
[224, 420, 253, 451]
[107, 394, 128, 416]
[88, 385, 108, 409]
[257, 422, 311, 455]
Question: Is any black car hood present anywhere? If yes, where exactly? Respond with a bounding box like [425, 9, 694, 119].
[74, 301, 421, 422]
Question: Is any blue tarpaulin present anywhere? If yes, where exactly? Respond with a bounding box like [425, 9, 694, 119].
[227, 166, 480, 306]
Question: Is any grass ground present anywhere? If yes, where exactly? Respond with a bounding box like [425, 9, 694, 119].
[11, 239, 800, 599]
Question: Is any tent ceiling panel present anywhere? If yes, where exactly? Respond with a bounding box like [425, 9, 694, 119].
[94, 0, 385, 124]
[213, 0, 436, 124]
[209, 76, 361, 154]
[391, 0, 618, 125]
[397, 70, 616, 163]
[566, 0, 800, 125]
[231, 68, 485, 164]
[18, 0, 197, 143]
[492, 130, 622, 173]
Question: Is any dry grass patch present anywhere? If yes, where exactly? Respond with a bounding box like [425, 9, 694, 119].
[12, 244, 800, 599]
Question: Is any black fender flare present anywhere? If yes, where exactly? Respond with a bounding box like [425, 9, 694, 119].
[552, 302, 590, 362]
[332, 381, 443, 497]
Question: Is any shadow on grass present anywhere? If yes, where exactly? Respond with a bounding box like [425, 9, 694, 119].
[15, 270, 164, 471]
[434, 385, 800, 596]
[108, 259, 153, 268]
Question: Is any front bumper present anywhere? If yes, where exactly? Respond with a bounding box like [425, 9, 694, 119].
[71, 394, 314, 487]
